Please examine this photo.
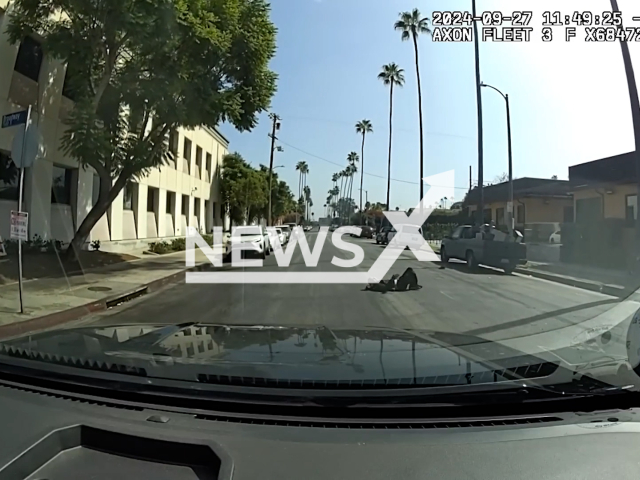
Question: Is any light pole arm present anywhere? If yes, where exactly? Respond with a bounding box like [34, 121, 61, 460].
[481, 82, 506, 101]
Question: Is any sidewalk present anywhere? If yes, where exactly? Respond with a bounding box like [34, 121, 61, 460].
[0, 247, 224, 336]
[426, 240, 635, 297]
[516, 261, 637, 297]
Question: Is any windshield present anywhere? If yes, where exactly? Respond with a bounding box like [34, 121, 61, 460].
[2, 0, 640, 409]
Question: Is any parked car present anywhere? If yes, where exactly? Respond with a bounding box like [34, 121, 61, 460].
[275, 227, 285, 245]
[266, 227, 281, 250]
[350, 226, 374, 239]
[440, 224, 526, 274]
[262, 227, 272, 254]
[279, 225, 291, 243]
[228, 225, 268, 260]
[386, 224, 424, 250]
[549, 230, 561, 244]
[376, 226, 392, 244]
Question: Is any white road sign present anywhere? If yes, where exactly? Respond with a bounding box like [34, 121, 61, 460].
[10, 211, 28, 241]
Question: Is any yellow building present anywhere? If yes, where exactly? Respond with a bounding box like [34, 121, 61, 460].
[465, 178, 573, 242]
[0, 1, 229, 252]
[569, 151, 638, 223]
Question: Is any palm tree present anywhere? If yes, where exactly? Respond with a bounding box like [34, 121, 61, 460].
[296, 161, 309, 223]
[331, 186, 339, 217]
[338, 170, 346, 214]
[346, 151, 359, 214]
[378, 63, 405, 212]
[348, 165, 358, 222]
[355, 120, 373, 216]
[395, 9, 431, 204]
[303, 185, 311, 221]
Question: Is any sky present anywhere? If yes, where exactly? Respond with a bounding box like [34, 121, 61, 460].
[218, 0, 640, 217]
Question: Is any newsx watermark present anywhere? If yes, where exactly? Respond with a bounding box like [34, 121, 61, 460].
[186, 171, 454, 284]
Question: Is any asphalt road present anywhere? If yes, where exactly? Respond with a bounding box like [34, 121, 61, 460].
[78, 230, 630, 352]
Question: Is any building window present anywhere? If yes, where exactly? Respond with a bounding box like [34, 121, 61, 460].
[0, 151, 20, 201]
[626, 195, 637, 222]
[483, 209, 491, 223]
[517, 204, 525, 224]
[205, 152, 212, 177]
[212, 202, 217, 221]
[183, 138, 191, 173]
[123, 183, 135, 210]
[167, 129, 178, 168]
[195, 146, 203, 177]
[61, 59, 84, 101]
[51, 165, 73, 204]
[14, 36, 43, 82]
[166, 191, 175, 214]
[194, 198, 201, 220]
[181, 194, 189, 216]
[147, 187, 158, 212]
[496, 207, 505, 226]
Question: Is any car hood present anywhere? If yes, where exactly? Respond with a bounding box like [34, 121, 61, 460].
[0, 324, 587, 385]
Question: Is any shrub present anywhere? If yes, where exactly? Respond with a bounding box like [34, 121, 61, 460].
[170, 238, 186, 251]
[90, 240, 101, 251]
[148, 241, 171, 254]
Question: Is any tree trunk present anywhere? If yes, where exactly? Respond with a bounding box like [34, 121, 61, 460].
[297, 171, 302, 223]
[66, 170, 129, 260]
[386, 82, 394, 214]
[611, 0, 640, 251]
[339, 175, 345, 219]
[413, 34, 424, 204]
[359, 133, 365, 221]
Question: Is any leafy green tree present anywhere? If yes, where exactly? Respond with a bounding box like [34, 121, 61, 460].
[378, 63, 404, 212]
[221, 153, 267, 225]
[8, 0, 277, 255]
[395, 9, 431, 202]
[257, 165, 295, 223]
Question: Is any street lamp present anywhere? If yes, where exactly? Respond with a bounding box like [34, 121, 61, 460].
[480, 81, 514, 234]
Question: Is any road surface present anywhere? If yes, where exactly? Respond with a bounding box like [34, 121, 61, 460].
[76, 230, 634, 355]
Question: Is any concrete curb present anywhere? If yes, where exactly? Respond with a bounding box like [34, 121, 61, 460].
[0, 262, 231, 340]
[514, 267, 627, 297]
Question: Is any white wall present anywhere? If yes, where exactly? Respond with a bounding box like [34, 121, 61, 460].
[0, 5, 229, 250]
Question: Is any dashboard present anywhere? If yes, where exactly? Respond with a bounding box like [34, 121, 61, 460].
[0, 379, 639, 480]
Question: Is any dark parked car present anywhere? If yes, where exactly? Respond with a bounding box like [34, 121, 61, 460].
[350, 226, 374, 239]
[376, 226, 392, 244]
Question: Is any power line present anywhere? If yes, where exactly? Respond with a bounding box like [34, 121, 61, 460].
[276, 137, 471, 190]
[281, 115, 473, 141]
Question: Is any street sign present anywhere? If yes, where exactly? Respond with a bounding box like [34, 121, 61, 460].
[10, 122, 42, 168]
[1, 110, 28, 129]
[10, 211, 28, 241]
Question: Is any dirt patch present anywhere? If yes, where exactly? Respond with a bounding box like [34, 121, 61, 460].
[0, 251, 138, 285]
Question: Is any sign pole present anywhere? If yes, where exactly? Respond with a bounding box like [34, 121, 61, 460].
[16, 105, 31, 314]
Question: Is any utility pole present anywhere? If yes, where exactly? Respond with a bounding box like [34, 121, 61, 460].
[267, 113, 281, 226]
[505, 93, 514, 233]
[472, 0, 484, 226]
[469, 165, 472, 193]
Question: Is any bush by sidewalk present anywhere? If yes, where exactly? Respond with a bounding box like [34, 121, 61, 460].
[148, 234, 215, 255]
